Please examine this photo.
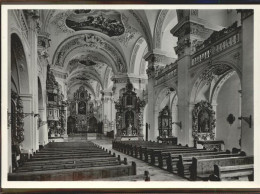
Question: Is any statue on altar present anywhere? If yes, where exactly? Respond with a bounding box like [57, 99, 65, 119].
[127, 123, 132, 136]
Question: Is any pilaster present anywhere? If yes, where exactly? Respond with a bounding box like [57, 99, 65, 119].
[171, 10, 216, 146]
[239, 10, 254, 155]
[144, 51, 174, 141]
[25, 10, 41, 152]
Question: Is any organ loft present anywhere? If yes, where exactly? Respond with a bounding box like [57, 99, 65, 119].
[4, 8, 254, 182]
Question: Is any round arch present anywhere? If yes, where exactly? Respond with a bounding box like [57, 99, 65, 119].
[11, 33, 30, 94]
[129, 37, 148, 75]
[190, 61, 242, 104]
[153, 10, 178, 52]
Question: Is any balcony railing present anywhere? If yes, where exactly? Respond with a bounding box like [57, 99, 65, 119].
[191, 23, 241, 67]
[155, 62, 177, 85]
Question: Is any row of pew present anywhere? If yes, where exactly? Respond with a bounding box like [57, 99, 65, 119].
[112, 140, 254, 181]
[8, 141, 150, 181]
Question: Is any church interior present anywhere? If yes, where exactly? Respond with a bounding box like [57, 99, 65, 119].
[6, 9, 254, 181]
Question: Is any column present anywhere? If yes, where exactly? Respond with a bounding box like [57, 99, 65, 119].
[19, 94, 34, 156]
[170, 10, 216, 146]
[62, 106, 68, 139]
[26, 10, 40, 153]
[144, 51, 175, 141]
[38, 107, 48, 146]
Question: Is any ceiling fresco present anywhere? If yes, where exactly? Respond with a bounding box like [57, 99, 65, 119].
[65, 10, 125, 37]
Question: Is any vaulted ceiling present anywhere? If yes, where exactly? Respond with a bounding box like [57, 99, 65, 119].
[40, 9, 178, 99]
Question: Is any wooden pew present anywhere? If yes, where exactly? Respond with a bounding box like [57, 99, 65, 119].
[9, 161, 137, 181]
[189, 156, 253, 181]
[99, 170, 150, 181]
[176, 152, 243, 177]
[165, 150, 230, 172]
[210, 164, 254, 181]
[16, 157, 121, 173]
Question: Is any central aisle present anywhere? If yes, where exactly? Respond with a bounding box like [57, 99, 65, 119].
[91, 139, 186, 181]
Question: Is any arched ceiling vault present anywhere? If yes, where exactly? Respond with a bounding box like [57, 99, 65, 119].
[52, 33, 127, 73]
[41, 9, 178, 98]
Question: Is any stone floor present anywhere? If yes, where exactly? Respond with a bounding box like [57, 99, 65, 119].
[91, 139, 186, 181]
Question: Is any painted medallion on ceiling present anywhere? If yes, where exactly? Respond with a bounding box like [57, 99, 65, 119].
[65, 10, 125, 37]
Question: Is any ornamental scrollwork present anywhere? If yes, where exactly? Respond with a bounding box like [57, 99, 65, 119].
[200, 64, 232, 85]
[11, 90, 25, 145]
[53, 33, 127, 73]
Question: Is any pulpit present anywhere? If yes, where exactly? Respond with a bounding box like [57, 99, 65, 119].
[115, 80, 145, 141]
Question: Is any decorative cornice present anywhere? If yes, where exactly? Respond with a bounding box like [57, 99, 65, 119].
[52, 69, 68, 80]
[111, 75, 147, 84]
[144, 52, 175, 64]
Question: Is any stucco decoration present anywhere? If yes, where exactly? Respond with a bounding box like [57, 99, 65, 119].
[129, 37, 145, 71]
[192, 100, 216, 141]
[53, 33, 127, 73]
[111, 14, 138, 46]
[200, 64, 232, 85]
[128, 10, 152, 50]
[67, 54, 106, 74]
[11, 90, 25, 145]
[51, 11, 75, 34]
[154, 10, 168, 49]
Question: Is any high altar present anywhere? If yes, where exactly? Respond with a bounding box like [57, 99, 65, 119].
[67, 86, 98, 133]
[115, 80, 146, 141]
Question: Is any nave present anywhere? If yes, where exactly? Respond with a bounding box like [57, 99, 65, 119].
[5, 8, 254, 182]
[8, 139, 186, 181]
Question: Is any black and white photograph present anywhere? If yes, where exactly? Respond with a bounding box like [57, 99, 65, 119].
[1, 5, 257, 188]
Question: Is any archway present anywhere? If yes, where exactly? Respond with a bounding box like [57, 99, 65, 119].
[190, 63, 241, 150]
[10, 33, 29, 171]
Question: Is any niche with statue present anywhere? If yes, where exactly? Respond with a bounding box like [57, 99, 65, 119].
[115, 80, 146, 141]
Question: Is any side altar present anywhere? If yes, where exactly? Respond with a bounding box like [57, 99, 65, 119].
[115, 80, 146, 141]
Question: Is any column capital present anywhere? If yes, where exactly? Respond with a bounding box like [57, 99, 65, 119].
[38, 31, 51, 59]
[171, 13, 222, 57]
[144, 50, 176, 79]
[24, 10, 41, 33]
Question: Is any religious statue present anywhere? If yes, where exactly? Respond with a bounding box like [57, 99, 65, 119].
[198, 110, 210, 133]
[127, 123, 132, 136]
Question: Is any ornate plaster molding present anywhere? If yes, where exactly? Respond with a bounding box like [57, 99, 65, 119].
[129, 10, 152, 50]
[154, 10, 168, 49]
[52, 33, 127, 73]
[112, 14, 139, 47]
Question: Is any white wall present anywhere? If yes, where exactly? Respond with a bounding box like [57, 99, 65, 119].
[216, 73, 241, 151]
